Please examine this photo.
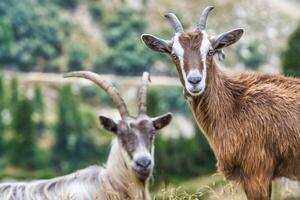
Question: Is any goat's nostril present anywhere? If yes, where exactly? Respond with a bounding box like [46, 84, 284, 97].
[136, 158, 151, 169]
[188, 76, 202, 85]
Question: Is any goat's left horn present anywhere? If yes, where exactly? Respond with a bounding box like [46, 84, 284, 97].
[164, 13, 184, 34]
[197, 6, 214, 31]
[138, 72, 150, 114]
[63, 71, 129, 119]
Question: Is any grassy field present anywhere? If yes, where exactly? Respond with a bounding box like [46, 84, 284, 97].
[153, 174, 300, 200]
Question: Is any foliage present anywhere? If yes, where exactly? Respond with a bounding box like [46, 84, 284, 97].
[237, 42, 266, 70]
[154, 127, 216, 184]
[9, 77, 19, 116]
[0, 18, 14, 63]
[33, 85, 44, 115]
[0, 74, 5, 155]
[33, 85, 45, 134]
[67, 44, 89, 71]
[147, 87, 216, 184]
[53, 85, 100, 172]
[147, 86, 189, 116]
[89, 1, 104, 22]
[9, 98, 37, 169]
[55, 0, 79, 10]
[93, 6, 155, 75]
[0, 0, 70, 71]
[282, 25, 300, 77]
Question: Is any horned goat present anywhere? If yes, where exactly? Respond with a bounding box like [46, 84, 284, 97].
[141, 6, 300, 200]
[0, 71, 172, 200]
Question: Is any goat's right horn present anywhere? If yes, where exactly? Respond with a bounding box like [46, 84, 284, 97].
[138, 72, 150, 114]
[63, 71, 129, 119]
[197, 6, 214, 31]
[164, 13, 184, 34]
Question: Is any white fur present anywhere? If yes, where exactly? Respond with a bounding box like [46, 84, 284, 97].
[198, 32, 211, 94]
[172, 33, 188, 86]
[172, 32, 211, 96]
[0, 139, 151, 200]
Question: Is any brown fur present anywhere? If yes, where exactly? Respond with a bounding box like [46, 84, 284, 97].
[142, 20, 300, 199]
[179, 32, 204, 73]
[184, 56, 300, 200]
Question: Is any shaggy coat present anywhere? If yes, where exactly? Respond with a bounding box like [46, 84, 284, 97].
[141, 6, 300, 199]
[0, 71, 173, 200]
[185, 59, 300, 199]
[0, 139, 150, 200]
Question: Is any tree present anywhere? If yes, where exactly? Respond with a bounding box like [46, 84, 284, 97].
[67, 44, 88, 71]
[282, 25, 300, 77]
[33, 85, 45, 135]
[55, 0, 79, 10]
[0, 0, 70, 71]
[237, 42, 266, 70]
[147, 87, 216, 184]
[53, 85, 95, 171]
[0, 74, 6, 155]
[93, 6, 154, 75]
[33, 85, 44, 115]
[9, 77, 19, 116]
[9, 98, 37, 169]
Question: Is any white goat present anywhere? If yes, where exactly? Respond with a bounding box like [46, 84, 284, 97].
[0, 71, 172, 200]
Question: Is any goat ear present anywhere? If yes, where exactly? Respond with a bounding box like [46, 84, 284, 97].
[141, 34, 172, 54]
[152, 112, 173, 130]
[99, 115, 117, 134]
[210, 28, 244, 50]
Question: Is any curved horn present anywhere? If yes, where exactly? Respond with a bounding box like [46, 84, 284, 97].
[197, 6, 214, 31]
[63, 71, 129, 118]
[138, 72, 150, 114]
[164, 13, 184, 34]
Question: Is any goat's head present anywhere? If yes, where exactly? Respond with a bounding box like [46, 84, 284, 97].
[141, 6, 244, 96]
[63, 71, 172, 181]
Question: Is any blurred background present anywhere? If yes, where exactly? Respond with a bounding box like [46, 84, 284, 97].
[0, 0, 300, 199]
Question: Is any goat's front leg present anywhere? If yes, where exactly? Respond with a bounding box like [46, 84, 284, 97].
[242, 177, 272, 200]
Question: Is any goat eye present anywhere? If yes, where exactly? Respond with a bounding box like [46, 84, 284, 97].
[171, 54, 178, 60]
[208, 50, 214, 56]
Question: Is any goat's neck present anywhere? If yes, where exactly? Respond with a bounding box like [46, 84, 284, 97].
[101, 139, 150, 200]
[186, 59, 244, 151]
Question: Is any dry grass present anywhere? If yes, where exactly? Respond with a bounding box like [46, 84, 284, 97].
[152, 174, 300, 200]
[55, 173, 300, 200]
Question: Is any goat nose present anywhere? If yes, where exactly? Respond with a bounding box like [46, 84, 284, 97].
[188, 76, 201, 85]
[135, 157, 151, 169]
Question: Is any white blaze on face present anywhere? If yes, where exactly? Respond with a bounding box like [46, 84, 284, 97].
[172, 33, 187, 84]
[198, 31, 211, 94]
[172, 32, 212, 96]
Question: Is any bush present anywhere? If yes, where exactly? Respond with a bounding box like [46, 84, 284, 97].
[0, 0, 70, 71]
[282, 25, 300, 77]
[147, 87, 216, 184]
[154, 125, 216, 184]
[237, 42, 266, 70]
[67, 44, 89, 71]
[55, 0, 78, 10]
[9, 98, 37, 169]
[89, 2, 104, 22]
[53, 85, 101, 172]
[93, 6, 155, 75]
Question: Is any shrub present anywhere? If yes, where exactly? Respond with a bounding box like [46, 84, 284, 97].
[0, 0, 70, 71]
[9, 98, 37, 169]
[89, 2, 104, 22]
[53, 85, 100, 172]
[282, 25, 300, 77]
[67, 44, 89, 71]
[147, 87, 216, 184]
[93, 6, 155, 75]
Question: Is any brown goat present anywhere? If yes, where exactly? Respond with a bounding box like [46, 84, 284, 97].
[141, 6, 300, 200]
